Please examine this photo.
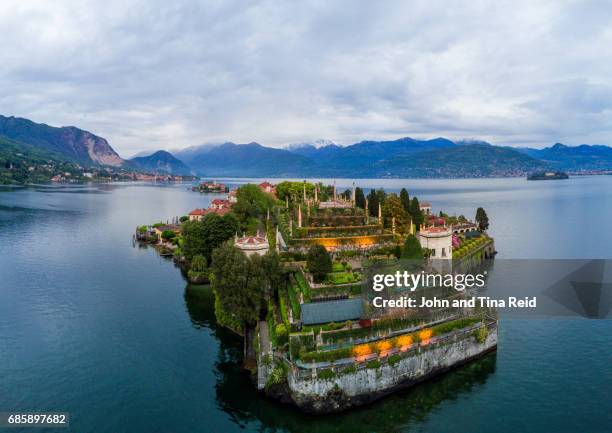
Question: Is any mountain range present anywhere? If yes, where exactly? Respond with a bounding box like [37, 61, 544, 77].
[172, 137, 549, 177]
[3, 114, 612, 178]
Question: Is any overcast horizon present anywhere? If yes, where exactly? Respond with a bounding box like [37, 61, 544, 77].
[2, 1, 612, 157]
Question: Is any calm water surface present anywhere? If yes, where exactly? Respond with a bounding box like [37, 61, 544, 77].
[1, 177, 611, 432]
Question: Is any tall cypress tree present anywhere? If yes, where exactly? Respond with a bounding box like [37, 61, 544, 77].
[367, 189, 378, 217]
[409, 196, 424, 229]
[355, 187, 366, 209]
[400, 188, 410, 213]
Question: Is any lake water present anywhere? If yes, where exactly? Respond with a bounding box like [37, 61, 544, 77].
[1, 177, 611, 432]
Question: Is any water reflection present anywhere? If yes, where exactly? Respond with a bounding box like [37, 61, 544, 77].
[184, 284, 497, 433]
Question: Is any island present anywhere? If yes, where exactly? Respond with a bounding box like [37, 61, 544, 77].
[135, 180, 498, 413]
[192, 180, 230, 193]
[527, 171, 569, 180]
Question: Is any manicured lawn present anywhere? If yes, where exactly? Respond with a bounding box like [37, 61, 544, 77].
[328, 272, 361, 285]
[332, 262, 346, 272]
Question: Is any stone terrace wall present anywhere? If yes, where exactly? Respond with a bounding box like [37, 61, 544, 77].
[286, 327, 497, 413]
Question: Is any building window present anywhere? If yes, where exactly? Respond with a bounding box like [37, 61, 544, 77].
[431, 249, 436, 256]
[442, 248, 446, 257]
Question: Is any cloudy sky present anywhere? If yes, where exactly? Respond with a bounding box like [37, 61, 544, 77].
[1, 0, 612, 157]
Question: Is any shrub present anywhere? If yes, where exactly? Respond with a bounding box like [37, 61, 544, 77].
[265, 362, 287, 389]
[342, 365, 357, 375]
[289, 332, 315, 359]
[287, 284, 301, 319]
[332, 262, 345, 272]
[161, 230, 176, 240]
[307, 244, 332, 283]
[300, 347, 352, 363]
[388, 354, 402, 366]
[278, 289, 290, 326]
[366, 359, 381, 369]
[275, 323, 288, 346]
[317, 369, 336, 380]
[190, 255, 208, 272]
[402, 234, 424, 259]
[474, 325, 488, 343]
[294, 272, 311, 302]
[432, 317, 481, 336]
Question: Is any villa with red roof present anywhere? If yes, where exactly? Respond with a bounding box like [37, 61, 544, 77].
[188, 199, 232, 221]
[259, 181, 275, 194]
[211, 199, 230, 210]
[188, 208, 208, 221]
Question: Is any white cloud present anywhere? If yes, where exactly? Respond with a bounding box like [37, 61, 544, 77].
[1, 0, 612, 156]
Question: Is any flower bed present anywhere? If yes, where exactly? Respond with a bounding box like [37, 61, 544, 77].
[290, 234, 396, 249]
[295, 225, 384, 238]
[307, 215, 367, 227]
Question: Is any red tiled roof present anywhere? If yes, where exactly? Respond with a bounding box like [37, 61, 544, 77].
[236, 235, 267, 244]
[420, 202, 431, 207]
[421, 226, 450, 233]
[210, 207, 230, 215]
[189, 208, 207, 215]
[259, 181, 274, 188]
[211, 198, 229, 205]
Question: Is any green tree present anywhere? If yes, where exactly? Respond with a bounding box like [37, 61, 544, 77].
[409, 197, 424, 229]
[191, 255, 208, 272]
[307, 244, 332, 283]
[399, 188, 410, 213]
[251, 251, 285, 301]
[367, 189, 378, 217]
[355, 187, 366, 210]
[210, 242, 264, 328]
[401, 234, 423, 259]
[202, 213, 239, 260]
[376, 188, 387, 209]
[233, 184, 277, 230]
[475, 207, 489, 231]
[182, 220, 207, 260]
[161, 230, 176, 240]
[182, 213, 238, 261]
[275, 181, 315, 203]
[382, 194, 410, 234]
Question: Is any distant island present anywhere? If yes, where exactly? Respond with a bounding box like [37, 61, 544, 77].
[527, 171, 569, 181]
